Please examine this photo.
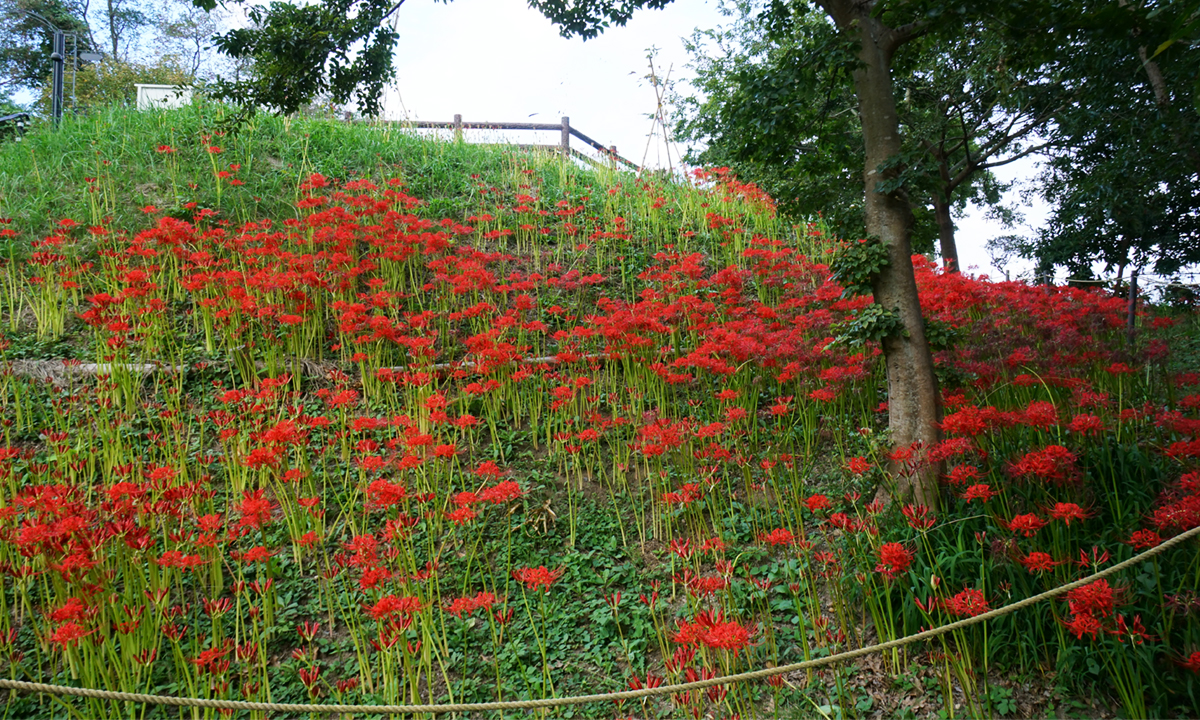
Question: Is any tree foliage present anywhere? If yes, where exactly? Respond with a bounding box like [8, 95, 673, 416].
[991, 0, 1200, 280]
[0, 0, 97, 99]
[674, 4, 868, 240]
[675, 0, 1052, 270]
[200, 0, 403, 117]
[40, 55, 191, 112]
[1, 0, 222, 111]
[147, 0, 233, 80]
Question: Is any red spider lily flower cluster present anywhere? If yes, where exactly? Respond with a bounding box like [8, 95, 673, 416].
[672, 611, 755, 656]
[512, 566, 564, 591]
[875, 542, 913, 580]
[4, 142, 1199, 713]
[1060, 580, 1147, 643]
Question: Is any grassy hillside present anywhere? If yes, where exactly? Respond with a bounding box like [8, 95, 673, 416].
[0, 103, 1198, 719]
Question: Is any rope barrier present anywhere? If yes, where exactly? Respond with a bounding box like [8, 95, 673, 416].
[2, 524, 1197, 715]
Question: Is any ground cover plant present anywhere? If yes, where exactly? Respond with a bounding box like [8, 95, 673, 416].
[0, 104, 1198, 719]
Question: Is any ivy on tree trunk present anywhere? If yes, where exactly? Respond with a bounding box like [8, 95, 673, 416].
[817, 0, 943, 507]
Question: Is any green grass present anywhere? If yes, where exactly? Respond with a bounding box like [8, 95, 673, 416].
[0, 102, 633, 252]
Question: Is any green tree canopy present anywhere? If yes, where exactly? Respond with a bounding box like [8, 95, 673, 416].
[675, 0, 1052, 270]
[0, 0, 97, 100]
[990, 0, 1200, 281]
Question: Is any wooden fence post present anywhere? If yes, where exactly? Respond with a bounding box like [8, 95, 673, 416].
[454, 114, 463, 143]
[561, 117, 570, 157]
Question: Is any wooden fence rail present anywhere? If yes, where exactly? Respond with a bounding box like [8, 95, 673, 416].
[374, 115, 642, 173]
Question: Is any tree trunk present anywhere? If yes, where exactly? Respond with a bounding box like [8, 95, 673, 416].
[818, 0, 943, 507]
[933, 194, 959, 273]
[1137, 46, 1200, 177]
[108, 0, 118, 57]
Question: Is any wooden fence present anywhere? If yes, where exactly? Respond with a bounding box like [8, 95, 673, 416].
[378, 115, 642, 173]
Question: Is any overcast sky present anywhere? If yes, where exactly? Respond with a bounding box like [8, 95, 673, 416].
[383, 0, 725, 168]
[382, 0, 1041, 279]
[17, 0, 1040, 278]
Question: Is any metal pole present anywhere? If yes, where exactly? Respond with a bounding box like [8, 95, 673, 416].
[51, 30, 65, 125]
[70, 35, 77, 112]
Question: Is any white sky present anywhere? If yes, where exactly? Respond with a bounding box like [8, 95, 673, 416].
[14, 0, 1042, 278]
[383, 0, 725, 169]
[383, 0, 1041, 279]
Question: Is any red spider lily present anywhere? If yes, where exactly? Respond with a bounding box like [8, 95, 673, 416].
[1004, 513, 1047, 537]
[678, 572, 730, 597]
[1174, 651, 1200, 674]
[809, 387, 837, 403]
[203, 598, 233, 617]
[236, 489, 276, 529]
[662, 483, 703, 506]
[478, 480, 522, 504]
[902, 504, 936, 531]
[875, 542, 913, 580]
[1009, 445, 1080, 486]
[48, 597, 93, 623]
[941, 405, 999, 436]
[804, 494, 830, 513]
[298, 666, 322, 696]
[960, 483, 998, 503]
[1021, 401, 1059, 429]
[944, 588, 990, 618]
[365, 595, 422, 620]
[821, 512, 846, 532]
[445, 591, 498, 618]
[237, 546, 276, 564]
[669, 538, 693, 559]
[1047, 502, 1091, 526]
[512, 566, 564, 591]
[1063, 613, 1104, 640]
[758, 528, 794, 546]
[1125, 529, 1162, 549]
[192, 642, 232, 675]
[672, 611, 754, 656]
[157, 550, 205, 570]
[945, 464, 981, 486]
[1067, 413, 1105, 436]
[1109, 614, 1152, 644]
[1066, 579, 1119, 618]
[1018, 551, 1063, 573]
[665, 644, 696, 674]
[49, 621, 93, 648]
[365, 479, 407, 508]
[297, 621, 321, 643]
[1075, 546, 1111, 570]
[445, 506, 477, 525]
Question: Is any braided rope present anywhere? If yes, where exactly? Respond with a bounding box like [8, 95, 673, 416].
[2, 524, 1196, 714]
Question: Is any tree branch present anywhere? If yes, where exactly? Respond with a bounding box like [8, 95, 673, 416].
[977, 141, 1052, 170]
